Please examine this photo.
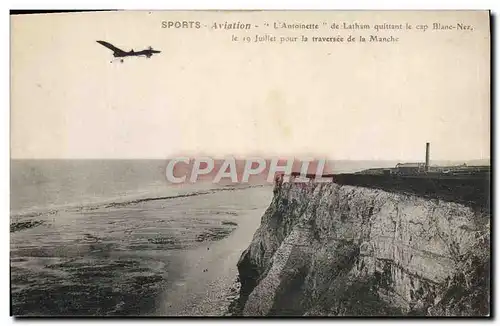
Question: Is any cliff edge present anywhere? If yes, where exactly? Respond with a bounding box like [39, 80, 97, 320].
[235, 180, 490, 316]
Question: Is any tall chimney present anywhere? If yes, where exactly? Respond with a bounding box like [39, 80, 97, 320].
[425, 142, 430, 172]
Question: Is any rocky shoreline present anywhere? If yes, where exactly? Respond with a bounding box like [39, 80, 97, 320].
[11, 186, 273, 316]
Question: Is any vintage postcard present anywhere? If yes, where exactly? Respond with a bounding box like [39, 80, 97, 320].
[10, 10, 490, 317]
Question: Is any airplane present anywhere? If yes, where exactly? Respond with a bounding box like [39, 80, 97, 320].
[96, 40, 161, 63]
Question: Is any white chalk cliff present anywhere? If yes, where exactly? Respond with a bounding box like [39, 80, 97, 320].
[236, 181, 490, 316]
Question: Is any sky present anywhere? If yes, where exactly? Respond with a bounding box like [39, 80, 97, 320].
[10, 11, 490, 161]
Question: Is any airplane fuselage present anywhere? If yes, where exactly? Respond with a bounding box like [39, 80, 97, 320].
[113, 49, 161, 58]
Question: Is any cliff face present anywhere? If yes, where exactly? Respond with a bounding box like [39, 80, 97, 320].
[236, 181, 490, 316]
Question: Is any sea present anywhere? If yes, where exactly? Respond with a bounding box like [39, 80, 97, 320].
[10, 159, 214, 217]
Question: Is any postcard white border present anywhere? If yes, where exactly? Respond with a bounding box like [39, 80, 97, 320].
[2, 1, 497, 325]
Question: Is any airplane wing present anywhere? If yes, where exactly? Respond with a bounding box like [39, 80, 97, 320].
[96, 41, 127, 55]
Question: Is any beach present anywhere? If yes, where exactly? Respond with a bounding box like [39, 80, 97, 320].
[10, 185, 272, 316]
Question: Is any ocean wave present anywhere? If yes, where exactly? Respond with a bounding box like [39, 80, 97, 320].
[10, 184, 268, 220]
[10, 219, 45, 233]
